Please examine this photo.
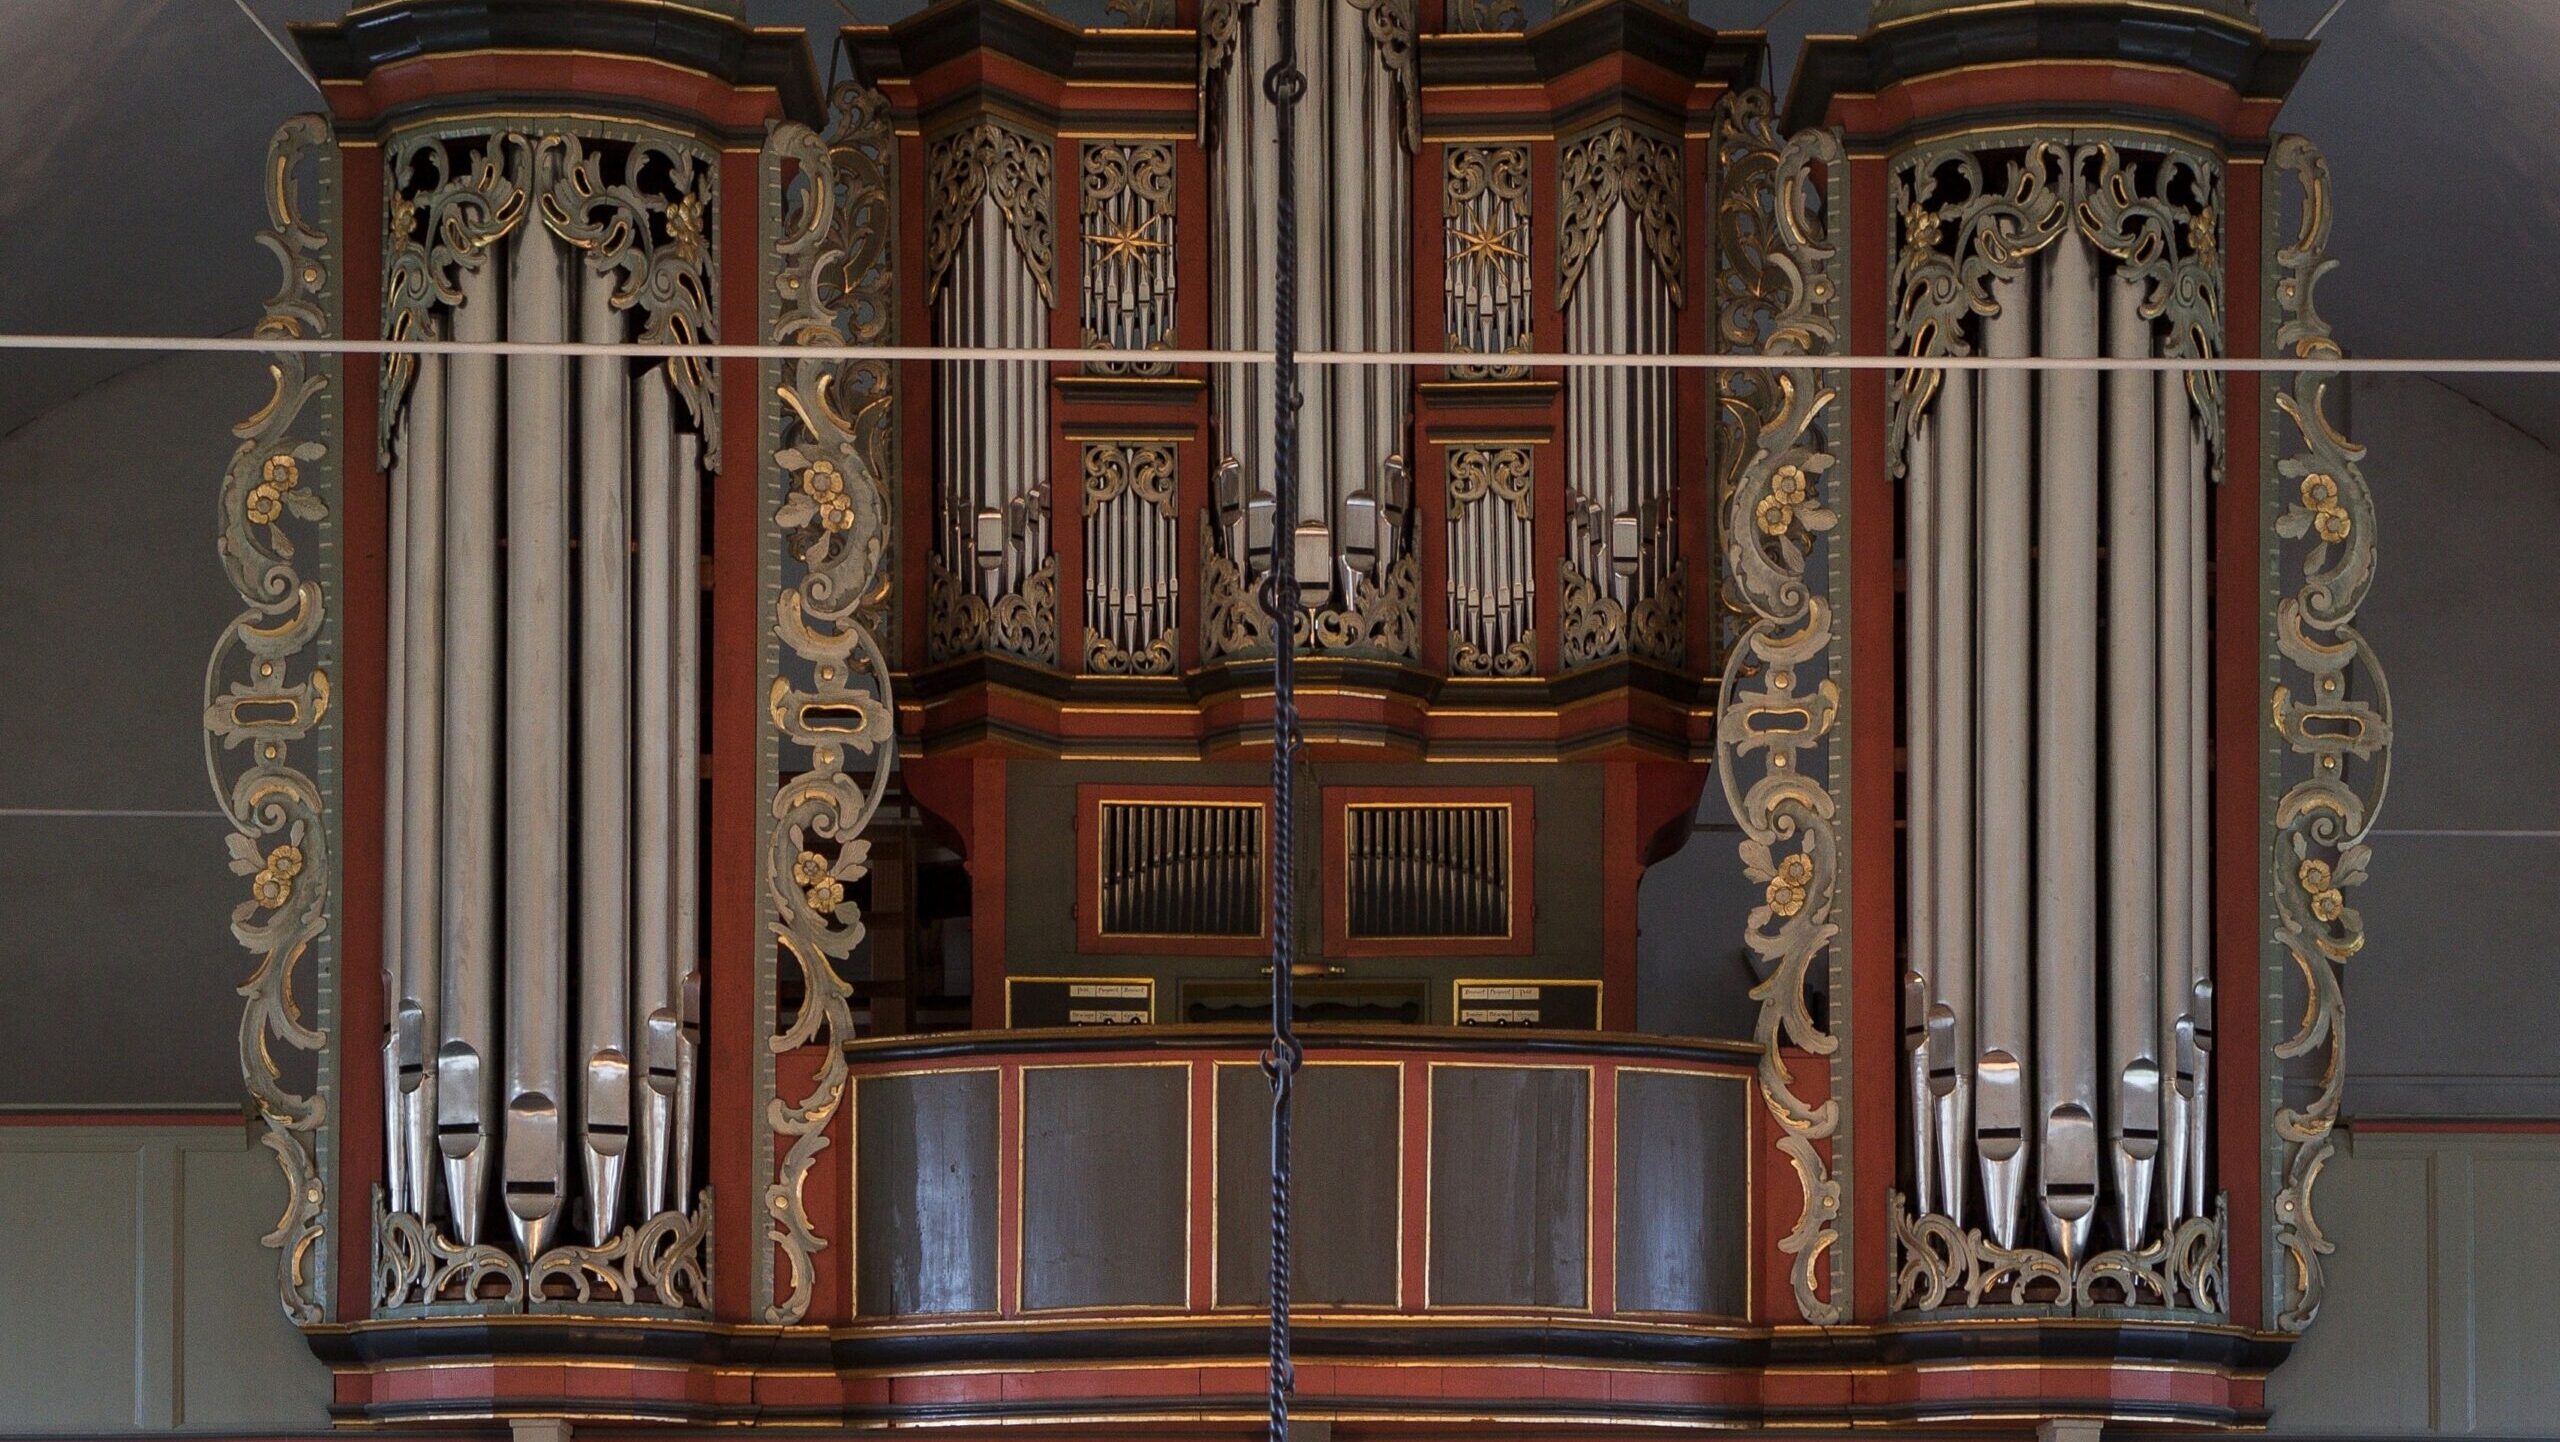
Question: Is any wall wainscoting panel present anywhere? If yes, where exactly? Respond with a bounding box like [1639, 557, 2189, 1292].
[0, 1123, 332, 1432]
[2268, 1128, 2560, 1436]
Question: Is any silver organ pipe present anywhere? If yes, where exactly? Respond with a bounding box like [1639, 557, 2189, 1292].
[1904, 409, 1938, 1217]
[379, 134, 712, 1287]
[934, 180, 1054, 657]
[501, 214, 572, 1257]
[671, 428, 704, 1215]
[2032, 227, 2100, 1261]
[2184, 418, 2213, 1224]
[1928, 366, 1974, 1223]
[632, 367, 679, 1216]
[1974, 262, 2032, 1249]
[2104, 269, 2162, 1249]
[383, 378, 412, 1219]
[576, 266, 632, 1241]
[438, 255, 502, 1244]
[397, 353, 446, 1226]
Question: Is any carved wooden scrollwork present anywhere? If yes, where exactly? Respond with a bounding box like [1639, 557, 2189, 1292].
[758, 100, 899, 1326]
[1715, 104, 1848, 1326]
[212, 112, 340, 1327]
[1558, 122, 1683, 309]
[2265, 133, 2390, 1334]
[381, 127, 719, 466]
[926, 119, 1056, 305]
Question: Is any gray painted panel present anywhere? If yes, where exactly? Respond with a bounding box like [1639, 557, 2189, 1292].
[0, 1148, 139, 1428]
[1613, 1070, 1748, 1316]
[178, 1144, 332, 1428]
[1427, 1064, 1588, 1308]
[1215, 1062, 1399, 1307]
[855, 1070, 1000, 1316]
[2470, 1153, 2560, 1433]
[2268, 1144, 2454, 1434]
[1021, 1065, 1187, 1310]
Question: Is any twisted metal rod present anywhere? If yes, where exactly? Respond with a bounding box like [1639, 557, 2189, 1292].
[1260, 0, 1309, 1434]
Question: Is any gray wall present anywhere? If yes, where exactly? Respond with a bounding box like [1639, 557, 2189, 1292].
[0, 1122, 333, 1433]
[2270, 1128, 2560, 1437]
[0, 350, 267, 1107]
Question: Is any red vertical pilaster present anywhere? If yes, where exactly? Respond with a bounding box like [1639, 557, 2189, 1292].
[709, 144, 767, 1323]
[1845, 146, 1898, 1324]
[335, 135, 389, 1324]
[2215, 154, 2268, 1334]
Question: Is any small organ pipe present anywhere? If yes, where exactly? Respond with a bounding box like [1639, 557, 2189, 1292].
[1975, 263, 2033, 1248]
[1905, 411, 1940, 1217]
[396, 353, 445, 1226]
[576, 264, 633, 1241]
[2034, 228, 2101, 1262]
[383, 397, 412, 1218]
[671, 428, 704, 1215]
[2185, 421, 2214, 1222]
[437, 257, 502, 1245]
[1929, 365, 1975, 1222]
[502, 216, 571, 1258]
[631, 367, 678, 1216]
[2104, 272, 2162, 1249]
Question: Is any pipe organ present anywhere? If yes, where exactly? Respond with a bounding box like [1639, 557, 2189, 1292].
[207, 0, 2387, 1431]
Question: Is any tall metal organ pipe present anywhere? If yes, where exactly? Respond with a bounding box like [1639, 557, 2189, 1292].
[437, 256, 502, 1245]
[2104, 270, 2163, 1251]
[575, 264, 633, 1242]
[1928, 365, 1975, 1223]
[1974, 263, 2033, 1250]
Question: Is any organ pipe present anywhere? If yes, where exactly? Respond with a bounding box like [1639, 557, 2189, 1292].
[2104, 271, 2163, 1250]
[1927, 365, 1974, 1223]
[1974, 262, 2032, 1250]
[576, 265, 632, 1242]
[1904, 407, 1939, 1218]
[2033, 227, 2100, 1262]
[632, 367, 678, 1216]
[437, 256, 501, 1245]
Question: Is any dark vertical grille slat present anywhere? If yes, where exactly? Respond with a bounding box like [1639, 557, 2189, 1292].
[1345, 805, 1511, 939]
[1099, 801, 1263, 937]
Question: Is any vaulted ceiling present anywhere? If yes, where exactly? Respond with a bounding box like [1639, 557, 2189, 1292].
[1, 0, 2551, 444]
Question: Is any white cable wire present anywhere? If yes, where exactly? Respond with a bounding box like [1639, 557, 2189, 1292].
[2307, 0, 2351, 40]
[230, 0, 325, 98]
[5, 331, 2560, 374]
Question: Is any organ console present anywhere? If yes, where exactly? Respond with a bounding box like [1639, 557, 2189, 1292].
[204, 0, 2389, 1429]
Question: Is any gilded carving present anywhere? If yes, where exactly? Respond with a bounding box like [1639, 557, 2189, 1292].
[1081, 141, 1178, 377]
[926, 119, 1056, 305]
[372, 1188, 713, 1312]
[758, 108, 900, 1326]
[1444, 144, 1532, 381]
[2266, 133, 2390, 1334]
[1345, 0, 1421, 152]
[1715, 115, 1848, 1325]
[1557, 122, 1683, 309]
[212, 112, 339, 1328]
[1444, 0, 1525, 31]
[382, 126, 720, 467]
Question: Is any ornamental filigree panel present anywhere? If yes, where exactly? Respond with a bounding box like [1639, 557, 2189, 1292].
[757, 98, 900, 1326]
[926, 119, 1057, 303]
[2264, 133, 2390, 1334]
[381, 126, 720, 466]
[1083, 442, 1181, 675]
[1557, 122, 1682, 308]
[1444, 144, 1531, 381]
[1713, 104, 1850, 1326]
[1445, 445, 1535, 676]
[1081, 142, 1177, 377]
[212, 112, 340, 1327]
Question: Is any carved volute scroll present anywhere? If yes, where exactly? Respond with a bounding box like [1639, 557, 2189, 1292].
[211, 112, 341, 1326]
[2265, 132, 2390, 1334]
[1714, 98, 1850, 1325]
